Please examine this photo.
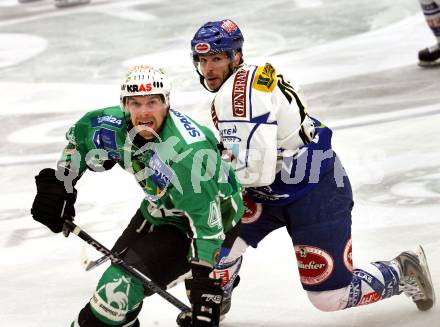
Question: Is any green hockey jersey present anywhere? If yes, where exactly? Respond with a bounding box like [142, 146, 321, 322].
[58, 106, 244, 266]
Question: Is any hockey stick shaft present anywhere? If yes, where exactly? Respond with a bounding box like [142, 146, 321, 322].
[64, 220, 190, 311]
[82, 247, 128, 271]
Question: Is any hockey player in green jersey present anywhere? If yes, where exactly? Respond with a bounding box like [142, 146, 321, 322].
[30, 65, 244, 327]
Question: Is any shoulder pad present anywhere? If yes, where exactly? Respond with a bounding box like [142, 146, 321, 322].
[252, 63, 277, 93]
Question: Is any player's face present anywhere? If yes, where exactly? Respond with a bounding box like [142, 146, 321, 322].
[199, 52, 235, 91]
[126, 95, 168, 140]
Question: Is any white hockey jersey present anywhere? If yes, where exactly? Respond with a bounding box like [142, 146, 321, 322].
[211, 63, 335, 204]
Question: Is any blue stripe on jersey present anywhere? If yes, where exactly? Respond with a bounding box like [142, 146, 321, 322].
[217, 118, 276, 124]
[249, 67, 257, 120]
[247, 117, 334, 205]
[250, 112, 276, 124]
[245, 123, 260, 168]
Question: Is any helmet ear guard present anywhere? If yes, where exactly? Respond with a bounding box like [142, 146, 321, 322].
[120, 65, 171, 112]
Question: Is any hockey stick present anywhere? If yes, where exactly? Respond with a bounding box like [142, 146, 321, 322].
[80, 244, 108, 271]
[64, 220, 190, 312]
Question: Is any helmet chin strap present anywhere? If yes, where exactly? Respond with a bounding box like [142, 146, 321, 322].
[197, 70, 216, 93]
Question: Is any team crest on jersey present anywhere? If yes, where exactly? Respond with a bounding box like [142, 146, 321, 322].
[93, 128, 117, 150]
[295, 245, 334, 285]
[232, 69, 248, 118]
[149, 153, 173, 192]
[252, 63, 277, 93]
[92, 128, 120, 160]
[343, 238, 353, 272]
[92, 275, 131, 322]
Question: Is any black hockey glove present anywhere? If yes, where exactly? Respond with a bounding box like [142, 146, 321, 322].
[31, 168, 77, 233]
[179, 276, 223, 327]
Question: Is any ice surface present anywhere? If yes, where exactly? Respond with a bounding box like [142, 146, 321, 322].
[0, 0, 439, 326]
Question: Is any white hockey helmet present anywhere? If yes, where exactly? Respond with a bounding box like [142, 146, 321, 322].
[120, 65, 171, 112]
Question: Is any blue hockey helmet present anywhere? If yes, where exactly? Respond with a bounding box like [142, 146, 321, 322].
[191, 19, 244, 63]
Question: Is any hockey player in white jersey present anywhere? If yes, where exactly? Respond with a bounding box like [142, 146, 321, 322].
[177, 19, 436, 325]
[418, 0, 440, 66]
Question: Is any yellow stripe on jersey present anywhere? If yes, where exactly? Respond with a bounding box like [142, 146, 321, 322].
[252, 63, 277, 92]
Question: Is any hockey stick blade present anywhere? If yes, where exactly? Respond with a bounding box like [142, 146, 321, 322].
[81, 245, 128, 271]
[85, 255, 110, 271]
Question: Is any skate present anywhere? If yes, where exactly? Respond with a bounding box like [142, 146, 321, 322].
[176, 276, 240, 326]
[220, 295, 232, 320]
[393, 245, 435, 311]
[219, 275, 240, 321]
[418, 44, 440, 67]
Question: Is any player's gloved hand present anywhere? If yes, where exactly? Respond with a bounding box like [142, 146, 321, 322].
[177, 263, 223, 327]
[31, 168, 77, 233]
